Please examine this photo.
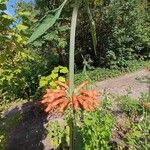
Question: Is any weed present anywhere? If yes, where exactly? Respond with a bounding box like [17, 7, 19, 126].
[119, 96, 143, 116]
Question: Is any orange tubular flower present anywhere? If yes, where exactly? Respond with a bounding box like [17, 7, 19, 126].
[40, 80, 100, 113]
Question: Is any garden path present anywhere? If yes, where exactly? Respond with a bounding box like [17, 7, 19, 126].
[95, 69, 149, 99]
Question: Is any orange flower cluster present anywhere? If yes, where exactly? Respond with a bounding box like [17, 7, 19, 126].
[40, 80, 100, 113]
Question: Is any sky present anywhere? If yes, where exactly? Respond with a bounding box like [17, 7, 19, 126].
[6, 0, 32, 15]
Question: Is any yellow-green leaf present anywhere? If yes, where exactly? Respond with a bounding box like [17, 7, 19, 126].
[60, 67, 68, 74]
[50, 81, 57, 87]
[50, 73, 58, 79]
[58, 76, 65, 82]
[16, 24, 28, 30]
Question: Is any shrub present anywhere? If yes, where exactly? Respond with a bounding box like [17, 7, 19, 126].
[95, 0, 150, 68]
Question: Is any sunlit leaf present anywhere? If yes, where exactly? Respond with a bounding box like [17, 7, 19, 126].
[16, 24, 28, 30]
[39, 78, 48, 87]
[60, 67, 68, 73]
[58, 76, 65, 82]
[50, 81, 57, 87]
[27, 0, 68, 43]
[2, 14, 12, 20]
[50, 73, 58, 79]
[18, 11, 31, 17]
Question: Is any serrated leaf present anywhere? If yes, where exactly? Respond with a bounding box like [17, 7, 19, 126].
[27, 0, 68, 43]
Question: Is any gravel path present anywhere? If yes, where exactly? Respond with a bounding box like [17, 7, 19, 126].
[95, 69, 149, 99]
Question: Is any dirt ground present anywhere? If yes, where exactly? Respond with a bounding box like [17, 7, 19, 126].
[4, 69, 150, 150]
[95, 69, 149, 99]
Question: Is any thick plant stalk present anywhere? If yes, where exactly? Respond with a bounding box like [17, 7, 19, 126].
[69, 0, 80, 150]
[69, 0, 79, 95]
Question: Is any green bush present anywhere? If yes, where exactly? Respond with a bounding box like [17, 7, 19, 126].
[124, 116, 150, 150]
[95, 0, 150, 68]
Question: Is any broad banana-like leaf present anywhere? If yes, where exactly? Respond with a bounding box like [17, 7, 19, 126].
[85, 0, 97, 55]
[27, 0, 68, 43]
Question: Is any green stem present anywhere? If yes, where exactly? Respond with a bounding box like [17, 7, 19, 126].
[69, 0, 79, 95]
[69, 0, 80, 150]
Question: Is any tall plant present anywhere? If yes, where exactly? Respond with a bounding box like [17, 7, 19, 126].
[28, 0, 98, 149]
[28, 0, 97, 89]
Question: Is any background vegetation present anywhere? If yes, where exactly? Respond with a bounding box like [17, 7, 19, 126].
[0, 0, 149, 101]
[0, 0, 150, 149]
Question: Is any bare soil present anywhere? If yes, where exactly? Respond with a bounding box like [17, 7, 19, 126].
[95, 69, 149, 99]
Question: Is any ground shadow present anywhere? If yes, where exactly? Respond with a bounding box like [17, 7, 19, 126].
[4, 102, 52, 150]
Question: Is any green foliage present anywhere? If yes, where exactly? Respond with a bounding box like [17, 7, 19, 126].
[119, 96, 143, 116]
[75, 60, 150, 84]
[96, 0, 150, 68]
[119, 92, 150, 117]
[0, 1, 49, 101]
[28, 0, 150, 69]
[39, 66, 68, 89]
[28, 0, 68, 43]
[47, 120, 70, 149]
[80, 110, 114, 150]
[124, 116, 150, 150]
[84, 0, 97, 54]
[0, 0, 6, 10]
[0, 51, 47, 100]
[32, 24, 69, 66]
[46, 109, 114, 150]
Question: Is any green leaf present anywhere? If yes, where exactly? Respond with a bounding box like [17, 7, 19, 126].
[58, 76, 65, 82]
[50, 81, 57, 87]
[50, 73, 58, 79]
[60, 67, 68, 73]
[18, 11, 31, 17]
[16, 24, 28, 30]
[27, 0, 68, 43]
[2, 14, 12, 20]
[58, 25, 69, 32]
[0, 0, 6, 10]
[39, 79, 48, 87]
